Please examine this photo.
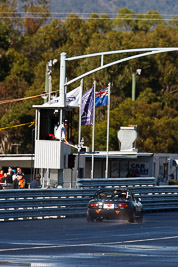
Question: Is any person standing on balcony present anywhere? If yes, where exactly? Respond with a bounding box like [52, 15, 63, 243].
[55, 120, 69, 145]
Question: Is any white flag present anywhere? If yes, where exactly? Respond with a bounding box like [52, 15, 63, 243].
[42, 96, 60, 107]
[42, 86, 81, 107]
[66, 86, 81, 107]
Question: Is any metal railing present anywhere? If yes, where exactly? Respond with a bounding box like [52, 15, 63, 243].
[0, 178, 178, 221]
[77, 177, 156, 188]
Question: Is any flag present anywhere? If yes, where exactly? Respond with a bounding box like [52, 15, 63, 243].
[95, 88, 108, 107]
[81, 88, 93, 125]
[42, 96, 60, 107]
[42, 86, 81, 107]
[66, 86, 81, 107]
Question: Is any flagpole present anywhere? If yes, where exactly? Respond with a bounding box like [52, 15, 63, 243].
[78, 79, 83, 145]
[105, 82, 111, 178]
[91, 81, 96, 178]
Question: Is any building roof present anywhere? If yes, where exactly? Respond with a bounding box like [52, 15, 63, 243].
[84, 151, 153, 159]
[0, 154, 34, 161]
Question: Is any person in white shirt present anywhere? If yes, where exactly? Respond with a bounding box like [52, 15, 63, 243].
[55, 120, 69, 145]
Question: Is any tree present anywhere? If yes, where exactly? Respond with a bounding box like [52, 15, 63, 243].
[0, 6, 177, 154]
[114, 8, 136, 32]
[6, 48, 32, 83]
[135, 11, 165, 33]
[22, 0, 50, 34]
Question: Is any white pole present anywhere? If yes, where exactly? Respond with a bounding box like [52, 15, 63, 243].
[48, 72, 52, 102]
[105, 83, 111, 178]
[59, 52, 66, 107]
[91, 80, 96, 178]
[78, 79, 83, 145]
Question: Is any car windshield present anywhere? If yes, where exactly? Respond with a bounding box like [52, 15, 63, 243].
[97, 191, 113, 199]
[97, 190, 132, 200]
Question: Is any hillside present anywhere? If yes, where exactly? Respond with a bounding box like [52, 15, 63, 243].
[0, 1, 177, 154]
[50, 0, 178, 16]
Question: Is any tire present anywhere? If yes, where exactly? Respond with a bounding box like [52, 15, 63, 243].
[96, 217, 103, 222]
[87, 211, 94, 222]
[135, 213, 143, 224]
[128, 210, 136, 223]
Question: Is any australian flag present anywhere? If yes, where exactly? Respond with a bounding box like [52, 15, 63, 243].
[81, 88, 94, 125]
[95, 88, 108, 107]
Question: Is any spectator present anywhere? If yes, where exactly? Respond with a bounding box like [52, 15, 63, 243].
[30, 174, 41, 188]
[1, 173, 7, 183]
[18, 174, 25, 189]
[17, 167, 24, 176]
[12, 170, 19, 189]
[6, 167, 13, 184]
[0, 169, 4, 182]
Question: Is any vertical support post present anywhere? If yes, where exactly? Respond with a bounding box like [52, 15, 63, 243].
[47, 168, 50, 188]
[35, 110, 37, 141]
[41, 168, 44, 188]
[37, 109, 40, 140]
[132, 73, 136, 101]
[91, 80, 96, 179]
[59, 108, 63, 138]
[59, 52, 67, 107]
[48, 71, 52, 102]
[58, 169, 63, 187]
[45, 64, 49, 103]
[101, 54, 104, 67]
[78, 79, 83, 145]
[105, 82, 111, 178]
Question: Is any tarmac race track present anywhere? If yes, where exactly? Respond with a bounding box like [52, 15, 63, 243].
[0, 212, 178, 267]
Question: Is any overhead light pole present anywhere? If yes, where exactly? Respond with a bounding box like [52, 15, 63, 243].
[42, 59, 58, 103]
[47, 59, 58, 102]
[132, 69, 142, 101]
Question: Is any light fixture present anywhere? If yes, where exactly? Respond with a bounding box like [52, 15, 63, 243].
[41, 91, 48, 100]
[53, 59, 58, 65]
[50, 92, 57, 99]
[136, 69, 142, 75]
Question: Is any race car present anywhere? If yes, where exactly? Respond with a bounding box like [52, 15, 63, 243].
[87, 188, 143, 223]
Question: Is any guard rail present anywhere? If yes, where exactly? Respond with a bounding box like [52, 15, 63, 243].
[0, 184, 178, 221]
[77, 177, 156, 188]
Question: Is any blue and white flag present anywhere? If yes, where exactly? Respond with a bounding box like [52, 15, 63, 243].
[42, 86, 81, 107]
[95, 88, 108, 107]
[81, 88, 94, 125]
[66, 86, 81, 107]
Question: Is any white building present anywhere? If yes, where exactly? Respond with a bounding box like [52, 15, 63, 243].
[1, 126, 177, 188]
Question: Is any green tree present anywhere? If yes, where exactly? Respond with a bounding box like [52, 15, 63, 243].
[135, 11, 165, 32]
[0, 6, 177, 154]
[114, 8, 136, 32]
[22, 0, 50, 35]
